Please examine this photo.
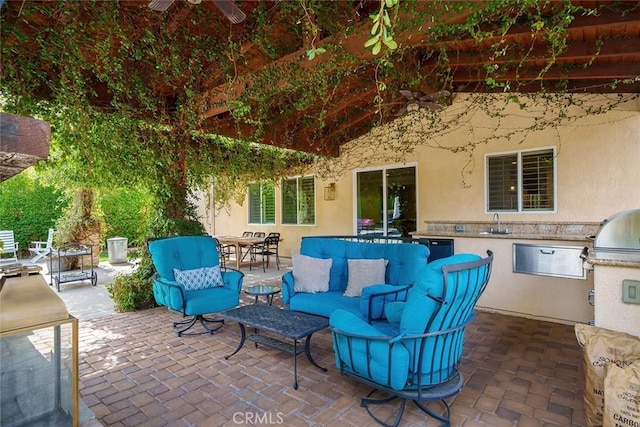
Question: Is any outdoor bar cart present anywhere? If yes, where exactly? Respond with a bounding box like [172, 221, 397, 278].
[49, 242, 97, 292]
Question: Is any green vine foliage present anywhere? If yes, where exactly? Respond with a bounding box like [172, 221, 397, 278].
[1, 0, 637, 210]
[99, 186, 154, 247]
[0, 1, 313, 233]
[315, 91, 639, 185]
[212, 0, 638, 168]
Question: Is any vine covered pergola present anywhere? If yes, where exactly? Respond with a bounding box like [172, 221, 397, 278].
[1, 0, 639, 226]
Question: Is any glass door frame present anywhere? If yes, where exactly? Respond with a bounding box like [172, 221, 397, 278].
[352, 162, 418, 236]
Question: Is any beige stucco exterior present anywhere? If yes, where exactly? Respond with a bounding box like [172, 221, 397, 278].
[196, 93, 640, 326]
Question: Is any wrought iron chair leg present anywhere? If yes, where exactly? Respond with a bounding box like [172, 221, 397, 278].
[361, 389, 407, 427]
[173, 315, 224, 337]
[173, 316, 198, 331]
[413, 399, 451, 427]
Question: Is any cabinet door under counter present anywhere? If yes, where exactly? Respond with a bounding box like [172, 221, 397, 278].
[513, 243, 588, 279]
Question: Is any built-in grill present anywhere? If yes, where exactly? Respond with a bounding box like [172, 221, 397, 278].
[593, 209, 640, 262]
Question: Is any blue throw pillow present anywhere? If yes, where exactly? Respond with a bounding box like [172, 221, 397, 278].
[360, 284, 400, 320]
[173, 266, 224, 290]
[384, 301, 405, 324]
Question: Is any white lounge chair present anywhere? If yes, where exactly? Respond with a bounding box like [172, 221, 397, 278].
[29, 228, 54, 263]
[0, 230, 19, 264]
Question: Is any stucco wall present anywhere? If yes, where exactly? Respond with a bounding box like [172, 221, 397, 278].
[200, 94, 639, 253]
[195, 94, 639, 323]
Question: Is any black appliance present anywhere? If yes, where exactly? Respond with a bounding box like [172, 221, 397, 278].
[416, 238, 455, 263]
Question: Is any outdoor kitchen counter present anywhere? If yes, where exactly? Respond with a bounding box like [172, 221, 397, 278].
[413, 221, 600, 325]
[413, 221, 600, 243]
[412, 230, 594, 242]
[587, 254, 640, 268]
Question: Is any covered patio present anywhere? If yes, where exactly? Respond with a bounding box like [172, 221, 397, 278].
[47, 258, 586, 427]
[2, 2, 635, 425]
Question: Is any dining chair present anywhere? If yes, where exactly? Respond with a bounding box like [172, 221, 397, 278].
[214, 237, 235, 269]
[251, 234, 280, 272]
[239, 231, 260, 265]
[243, 232, 265, 269]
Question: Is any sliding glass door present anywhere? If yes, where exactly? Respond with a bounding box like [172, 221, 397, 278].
[355, 165, 417, 237]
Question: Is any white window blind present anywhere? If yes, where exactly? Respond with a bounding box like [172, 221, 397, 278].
[248, 182, 275, 224]
[282, 179, 297, 224]
[282, 176, 315, 225]
[522, 150, 554, 210]
[487, 148, 555, 212]
[488, 154, 518, 211]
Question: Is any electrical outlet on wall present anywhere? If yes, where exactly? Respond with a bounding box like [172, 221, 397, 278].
[623, 280, 640, 304]
[455, 224, 466, 232]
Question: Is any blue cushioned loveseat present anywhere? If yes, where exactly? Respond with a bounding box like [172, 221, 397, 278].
[281, 237, 429, 319]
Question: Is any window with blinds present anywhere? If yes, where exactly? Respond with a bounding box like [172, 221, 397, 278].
[248, 182, 275, 224]
[486, 148, 555, 212]
[282, 176, 315, 225]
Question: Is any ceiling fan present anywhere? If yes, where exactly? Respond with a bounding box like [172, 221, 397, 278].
[394, 89, 452, 116]
[148, 0, 246, 24]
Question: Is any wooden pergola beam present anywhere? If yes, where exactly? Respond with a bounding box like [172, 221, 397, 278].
[0, 113, 51, 182]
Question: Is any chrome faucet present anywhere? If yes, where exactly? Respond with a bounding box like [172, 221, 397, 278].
[491, 213, 500, 233]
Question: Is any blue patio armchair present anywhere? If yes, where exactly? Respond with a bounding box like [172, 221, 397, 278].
[148, 236, 244, 337]
[330, 251, 493, 427]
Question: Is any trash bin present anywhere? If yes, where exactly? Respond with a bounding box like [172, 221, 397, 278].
[106, 237, 128, 264]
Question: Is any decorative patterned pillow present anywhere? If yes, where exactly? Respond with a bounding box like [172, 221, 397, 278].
[173, 266, 224, 291]
[292, 252, 333, 293]
[344, 258, 388, 297]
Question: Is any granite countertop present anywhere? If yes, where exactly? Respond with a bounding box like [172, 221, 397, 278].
[587, 256, 640, 268]
[412, 230, 593, 242]
[586, 247, 640, 268]
[412, 221, 600, 243]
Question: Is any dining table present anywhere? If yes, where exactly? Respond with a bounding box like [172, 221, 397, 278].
[214, 235, 266, 270]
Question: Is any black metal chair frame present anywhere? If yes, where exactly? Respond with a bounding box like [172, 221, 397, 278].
[238, 231, 261, 264]
[331, 251, 493, 427]
[250, 234, 280, 272]
[214, 237, 236, 269]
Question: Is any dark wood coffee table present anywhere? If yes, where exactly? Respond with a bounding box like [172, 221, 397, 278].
[220, 304, 328, 389]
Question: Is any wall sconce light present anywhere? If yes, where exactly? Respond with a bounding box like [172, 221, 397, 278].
[324, 183, 336, 201]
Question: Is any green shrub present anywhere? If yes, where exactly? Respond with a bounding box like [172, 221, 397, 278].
[106, 248, 157, 312]
[99, 186, 154, 248]
[0, 170, 68, 254]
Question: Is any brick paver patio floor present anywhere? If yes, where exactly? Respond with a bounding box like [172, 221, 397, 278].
[77, 292, 586, 426]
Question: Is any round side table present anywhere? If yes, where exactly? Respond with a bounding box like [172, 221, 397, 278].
[245, 285, 281, 305]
